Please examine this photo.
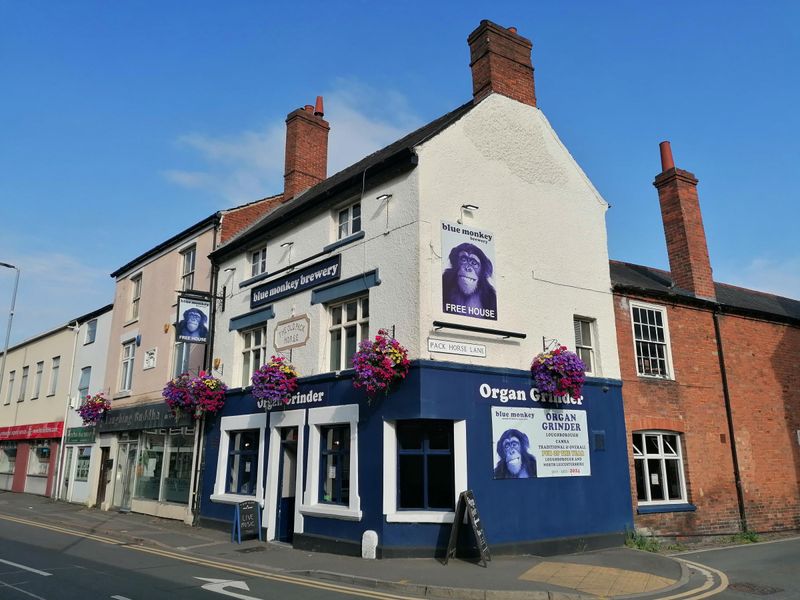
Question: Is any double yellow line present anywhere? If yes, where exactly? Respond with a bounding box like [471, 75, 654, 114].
[0, 513, 420, 600]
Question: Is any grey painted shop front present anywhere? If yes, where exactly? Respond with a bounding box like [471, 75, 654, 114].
[200, 362, 633, 557]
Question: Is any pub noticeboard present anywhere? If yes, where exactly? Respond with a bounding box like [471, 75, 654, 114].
[232, 500, 262, 544]
[444, 490, 491, 567]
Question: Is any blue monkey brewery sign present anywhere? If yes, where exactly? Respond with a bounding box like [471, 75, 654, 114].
[441, 221, 497, 320]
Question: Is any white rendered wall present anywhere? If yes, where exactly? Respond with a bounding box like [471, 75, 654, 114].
[415, 94, 621, 378]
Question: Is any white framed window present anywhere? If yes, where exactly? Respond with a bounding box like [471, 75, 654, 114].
[120, 342, 135, 392]
[77, 367, 91, 403]
[0, 442, 17, 473]
[173, 342, 191, 378]
[632, 431, 687, 505]
[337, 202, 361, 240]
[211, 413, 267, 506]
[630, 302, 673, 378]
[130, 274, 142, 320]
[31, 361, 44, 399]
[84, 319, 97, 344]
[328, 295, 369, 371]
[250, 246, 267, 278]
[27, 442, 51, 476]
[241, 325, 268, 388]
[573, 317, 595, 375]
[4, 371, 15, 405]
[75, 447, 91, 482]
[18, 365, 29, 402]
[300, 404, 361, 520]
[48, 356, 60, 396]
[180, 246, 196, 291]
[383, 419, 467, 523]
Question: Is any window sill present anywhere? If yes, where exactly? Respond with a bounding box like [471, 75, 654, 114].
[300, 503, 362, 521]
[26, 473, 49, 478]
[123, 319, 139, 328]
[636, 374, 675, 382]
[385, 510, 455, 524]
[210, 493, 264, 507]
[113, 391, 131, 400]
[322, 230, 365, 254]
[637, 503, 696, 515]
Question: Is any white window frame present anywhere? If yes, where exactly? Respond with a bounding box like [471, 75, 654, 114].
[328, 295, 369, 372]
[300, 404, 361, 521]
[265, 409, 306, 541]
[18, 365, 29, 402]
[120, 341, 135, 392]
[4, 371, 15, 405]
[173, 341, 191, 378]
[336, 201, 361, 240]
[241, 325, 269, 388]
[632, 431, 688, 506]
[383, 420, 467, 523]
[77, 366, 91, 404]
[573, 317, 596, 376]
[250, 246, 267, 278]
[84, 319, 97, 345]
[630, 301, 674, 379]
[48, 356, 60, 396]
[130, 274, 142, 321]
[180, 245, 196, 292]
[31, 361, 44, 399]
[211, 413, 267, 506]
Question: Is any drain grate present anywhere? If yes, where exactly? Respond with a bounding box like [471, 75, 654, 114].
[729, 582, 783, 596]
[235, 546, 266, 554]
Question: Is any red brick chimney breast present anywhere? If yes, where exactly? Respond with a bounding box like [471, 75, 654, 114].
[653, 141, 716, 300]
[468, 20, 536, 107]
[284, 99, 330, 201]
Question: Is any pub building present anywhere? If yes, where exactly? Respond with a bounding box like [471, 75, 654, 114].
[198, 21, 634, 556]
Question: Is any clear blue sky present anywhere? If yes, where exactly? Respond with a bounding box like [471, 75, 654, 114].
[1, 1, 798, 345]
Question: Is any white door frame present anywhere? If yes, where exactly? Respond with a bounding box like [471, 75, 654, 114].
[265, 409, 306, 541]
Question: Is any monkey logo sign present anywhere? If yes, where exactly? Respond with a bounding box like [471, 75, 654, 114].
[441, 222, 497, 320]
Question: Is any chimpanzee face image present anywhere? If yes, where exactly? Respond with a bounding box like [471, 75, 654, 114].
[493, 428, 537, 479]
[502, 435, 523, 475]
[442, 242, 497, 319]
[456, 250, 482, 296]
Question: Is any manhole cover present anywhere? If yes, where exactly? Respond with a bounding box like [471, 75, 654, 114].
[236, 546, 266, 554]
[729, 582, 783, 595]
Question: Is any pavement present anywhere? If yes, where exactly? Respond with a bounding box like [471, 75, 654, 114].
[0, 492, 714, 600]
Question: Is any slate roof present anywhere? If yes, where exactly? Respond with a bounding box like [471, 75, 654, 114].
[610, 260, 800, 324]
[212, 100, 476, 259]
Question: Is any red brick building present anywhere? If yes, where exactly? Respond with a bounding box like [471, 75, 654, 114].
[611, 142, 800, 537]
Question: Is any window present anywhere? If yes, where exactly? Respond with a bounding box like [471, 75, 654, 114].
[632, 432, 687, 505]
[226, 430, 260, 495]
[320, 425, 350, 504]
[573, 318, 595, 374]
[383, 420, 467, 523]
[329, 296, 369, 371]
[120, 342, 135, 392]
[77, 367, 91, 402]
[631, 303, 673, 378]
[135, 431, 165, 500]
[164, 429, 194, 503]
[397, 420, 454, 510]
[173, 342, 191, 378]
[31, 361, 44, 399]
[337, 202, 361, 240]
[241, 325, 268, 388]
[180, 246, 196, 291]
[18, 366, 29, 402]
[130, 274, 142, 320]
[250, 246, 267, 278]
[0, 442, 16, 473]
[85, 319, 97, 344]
[75, 447, 91, 481]
[27, 442, 50, 476]
[4, 371, 14, 405]
[48, 356, 60, 396]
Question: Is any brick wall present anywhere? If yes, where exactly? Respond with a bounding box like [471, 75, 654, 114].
[220, 196, 282, 245]
[615, 292, 800, 535]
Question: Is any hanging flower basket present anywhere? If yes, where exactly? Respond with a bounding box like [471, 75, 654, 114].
[531, 345, 586, 398]
[76, 393, 111, 426]
[352, 329, 410, 399]
[251, 356, 299, 409]
[162, 371, 227, 419]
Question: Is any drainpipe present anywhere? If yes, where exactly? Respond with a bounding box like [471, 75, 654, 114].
[712, 308, 748, 532]
[54, 320, 81, 500]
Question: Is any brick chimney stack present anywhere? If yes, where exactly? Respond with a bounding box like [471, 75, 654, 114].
[284, 96, 329, 201]
[653, 141, 716, 300]
[468, 20, 536, 107]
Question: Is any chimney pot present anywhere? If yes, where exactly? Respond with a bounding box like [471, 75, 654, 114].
[304, 104, 314, 113]
[508, 26, 517, 34]
[659, 141, 675, 171]
[314, 96, 324, 117]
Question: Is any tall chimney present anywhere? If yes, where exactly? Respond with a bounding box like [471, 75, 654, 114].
[467, 20, 536, 107]
[284, 96, 329, 201]
[654, 141, 716, 300]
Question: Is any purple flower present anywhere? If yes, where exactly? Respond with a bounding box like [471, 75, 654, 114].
[531, 346, 586, 398]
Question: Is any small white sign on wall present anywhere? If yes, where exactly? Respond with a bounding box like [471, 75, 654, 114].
[143, 348, 157, 370]
[274, 314, 311, 351]
[428, 338, 487, 358]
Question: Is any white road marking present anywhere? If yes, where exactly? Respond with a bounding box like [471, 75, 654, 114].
[111, 596, 133, 599]
[0, 579, 48, 599]
[195, 577, 260, 599]
[0, 559, 52, 577]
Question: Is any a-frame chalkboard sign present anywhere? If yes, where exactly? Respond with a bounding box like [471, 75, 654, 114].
[232, 500, 262, 544]
[444, 490, 491, 567]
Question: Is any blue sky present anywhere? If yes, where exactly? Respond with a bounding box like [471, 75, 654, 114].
[1, 1, 798, 345]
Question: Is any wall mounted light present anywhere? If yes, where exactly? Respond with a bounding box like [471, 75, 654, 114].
[458, 204, 479, 224]
[281, 242, 294, 267]
[377, 194, 393, 232]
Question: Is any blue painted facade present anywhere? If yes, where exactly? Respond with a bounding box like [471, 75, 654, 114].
[200, 360, 632, 556]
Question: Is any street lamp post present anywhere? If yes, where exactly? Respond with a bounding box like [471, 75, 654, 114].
[0, 262, 20, 398]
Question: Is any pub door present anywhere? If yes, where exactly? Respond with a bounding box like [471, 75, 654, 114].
[112, 441, 138, 512]
[275, 426, 298, 543]
[95, 447, 112, 507]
